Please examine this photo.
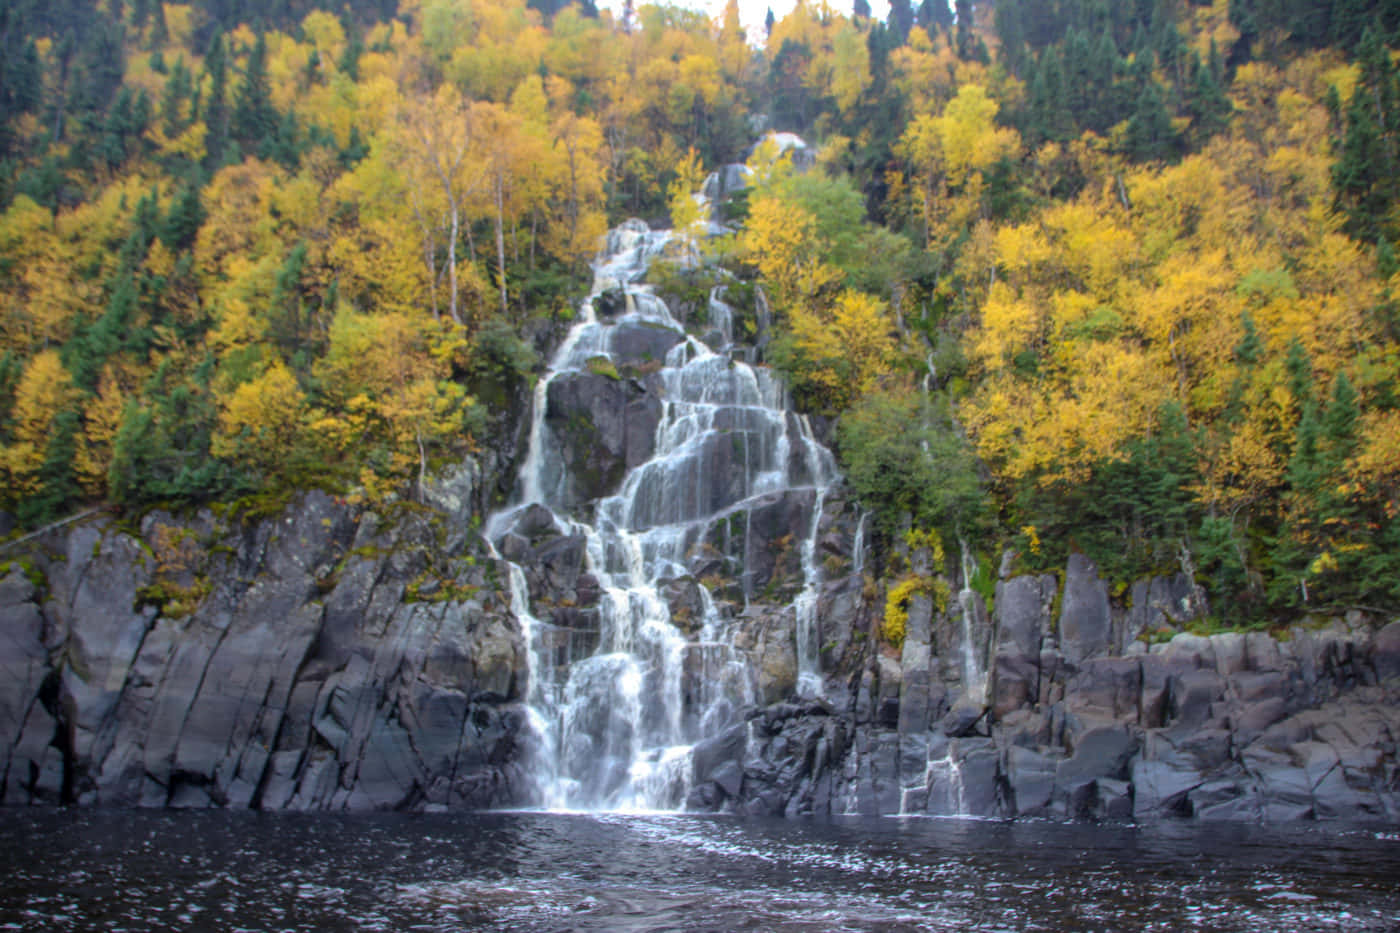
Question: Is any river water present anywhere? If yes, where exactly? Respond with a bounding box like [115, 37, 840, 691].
[3, 809, 1398, 932]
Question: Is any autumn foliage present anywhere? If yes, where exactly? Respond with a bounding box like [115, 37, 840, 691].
[1, 0, 1399, 619]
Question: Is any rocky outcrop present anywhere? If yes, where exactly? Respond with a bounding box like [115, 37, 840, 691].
[0, 486, 530, 811]
[686, 550, 1400, 824]
[4, 468, 1397, 824]
[545, 371, 664, 509]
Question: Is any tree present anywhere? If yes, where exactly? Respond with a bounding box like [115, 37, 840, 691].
[232, 32, 278, 150]
[0, 351, 78, 508]
[314, 310, 474, 501]
[203, 31, 230, 169]
[396, 85, 483, 325]
[1125, 79, 1177, 161]
[772, 288, 899, 412]
[838, 381, 984, 537]
[667, 146, 706, 235]
[212, 361, 307, 482]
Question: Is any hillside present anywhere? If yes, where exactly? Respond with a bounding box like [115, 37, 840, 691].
[1, 0, 1399, 626]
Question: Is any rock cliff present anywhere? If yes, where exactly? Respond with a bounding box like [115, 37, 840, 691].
[1, 473, 530, 811]
[689, 546, 1400, 822]
[3, 463, 1398, 821]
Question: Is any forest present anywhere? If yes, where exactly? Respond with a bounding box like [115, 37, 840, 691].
[1, 0, 1399, 624]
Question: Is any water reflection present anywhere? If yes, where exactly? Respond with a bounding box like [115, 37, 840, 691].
[1, 809, 1397, 932]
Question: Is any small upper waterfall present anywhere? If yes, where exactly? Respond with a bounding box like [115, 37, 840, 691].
[488, 155, 838, 811]
[956, 540, 987, 706]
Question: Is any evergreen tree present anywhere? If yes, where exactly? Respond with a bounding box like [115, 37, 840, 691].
[338, 18, 364, 81]
[994, 0, 1029, 76]
[1234, 311, 1264, 365]
[232, 32, 277, 147]
[954, 0, 976, 60]
[150, 0, 168, 46]
[203, 32, 229, 169]
[161, 57, 192, 137]
[917, 0, 952, 35]
[888, 0, 914, 44]
[0, 33, 42, 154]
[1284, 335, 1313, 408]
[264, 109, 301, 168]
[1187, 49, 1233, 142]
[1124, 79, 1176, 161]
[18, 408, 82, 526]
[1026, 47, 1075, 143]
[160, 185, 204, 251]
[1321, 371, 1360, 470]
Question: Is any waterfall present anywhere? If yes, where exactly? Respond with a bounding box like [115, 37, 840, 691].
[920, 742, 969, 816]
[489, 153, 838, 811]
[852, 510, 870, 576]
[957, 540, 986, 705]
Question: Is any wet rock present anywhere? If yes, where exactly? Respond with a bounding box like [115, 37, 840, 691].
[898, 593, 934, 735]
[958, 740, 1002, 817]
[875, 655, 902, 728]
[420, 460, 483, 548]
[1006, 746, 1059, 816]
[816, 575, 864, 676]
[0, 487, 528, 812]
[1166, 669, 1225, 730]
[607, 320, 684, 369]
[940, 700, 985, 738]
[1056, 724, 1140, 797]
[545, 372, 663, 508]
[734, 606, 798, 704]
[693, 724, 747, 784]
[1131, 753, 1200, 819]
[0, 568, 55, 803]
[700, 489, 815, 602]
[659, 578, 708, 636]
[991, 649, 1038, 720]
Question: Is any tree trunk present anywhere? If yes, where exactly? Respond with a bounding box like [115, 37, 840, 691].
[448, 200, 461, 325]
[494, 174, 508, 315]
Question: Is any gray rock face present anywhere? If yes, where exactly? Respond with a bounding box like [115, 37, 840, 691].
[0, 483, 529, 811]
[4, 470, 1398, 825]
[996, 574, 1054, 659]
[701, 548, 1400, 824]
[1059, 553, 1112, 664]
[545, 371, 664, 508]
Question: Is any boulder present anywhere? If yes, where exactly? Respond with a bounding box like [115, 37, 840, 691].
[545, 372, 663, 507]
[1006, 745, 1059, 816]
[606, 320, 684, 368]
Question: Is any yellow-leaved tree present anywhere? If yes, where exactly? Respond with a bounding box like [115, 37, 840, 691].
[313, 309, 473, 502]
[0, 351, 77, 505]
[212, 361, 308, 483]
[779, 289, 899, 412]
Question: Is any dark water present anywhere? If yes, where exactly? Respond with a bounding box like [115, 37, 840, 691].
[2, 809, 1398, 932]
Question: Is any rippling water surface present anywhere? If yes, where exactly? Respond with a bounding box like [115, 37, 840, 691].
[2, 809, 1397, 932]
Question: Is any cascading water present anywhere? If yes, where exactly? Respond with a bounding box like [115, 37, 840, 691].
[956, 540, 987, 705]
[489, 160, 838, 812]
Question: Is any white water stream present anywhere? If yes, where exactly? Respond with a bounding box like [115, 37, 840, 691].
[488, 162, 838, 811]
